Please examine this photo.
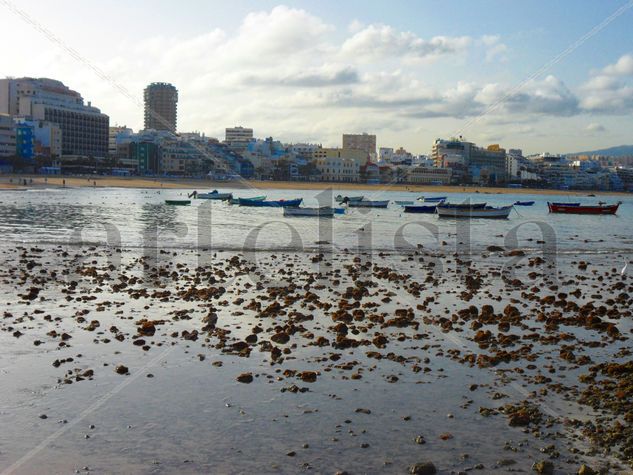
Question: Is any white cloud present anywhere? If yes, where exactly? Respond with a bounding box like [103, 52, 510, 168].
[577, 54, 633, 113]
[602, 53, 633, 76]
[586, 123, 605, 133]
[340, 24, 471, 62]
[480, 35, 508, 62]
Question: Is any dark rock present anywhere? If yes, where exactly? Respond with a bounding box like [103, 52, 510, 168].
[409, 461, 437, 474]
[236, 372, 253, 383]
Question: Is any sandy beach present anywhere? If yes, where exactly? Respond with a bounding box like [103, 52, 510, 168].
[0, 174, 629, 196]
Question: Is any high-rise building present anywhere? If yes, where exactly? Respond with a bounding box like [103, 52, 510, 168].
[144, 82, 178, 132]
[0, 77, 108, 158]
[0, 114, 16, 158]
[342, 133, 376, 155]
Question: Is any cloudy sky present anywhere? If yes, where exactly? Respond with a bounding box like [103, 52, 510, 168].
[2, 0, 633, 154]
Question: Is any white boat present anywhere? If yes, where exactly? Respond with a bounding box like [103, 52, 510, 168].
[194, 190, 233, 200]
[284, 206, 335, 217]
[347, 200, 389, 208]
[436, 204, 513, 219]
[335, 195, 364, 203]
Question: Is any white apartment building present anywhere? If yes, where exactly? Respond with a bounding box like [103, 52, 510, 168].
[109, 126, 133, 157]
[315, 156, 360, 182]
[225, 126, 253, 151]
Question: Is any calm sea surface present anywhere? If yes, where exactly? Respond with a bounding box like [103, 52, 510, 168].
[0, 186, 631, 254]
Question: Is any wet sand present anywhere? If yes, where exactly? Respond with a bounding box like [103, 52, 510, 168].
[0, 174, 629, 197]
[1, 243, 632, 474]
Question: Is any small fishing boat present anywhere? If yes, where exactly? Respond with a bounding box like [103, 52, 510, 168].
[419, 196, 447, 202]
[404, 205, 437, 214]
[437, 204, 513, 219]
[513, 200, 535, 206]
[548, 202, 621, 215]
[193, 190, 232, 200]
[335, 195, 364, 203]
[395, 200, 415, 206]
[165, 199, 191, 206]
[238, 198, 302, 208]
[347, 199, 389, 208]
[551, 202, 580, 206]
[229, 195, 266, 205]
[284, 206, 335, 217]
[440, 202, 487, 209]
[334, 208, 345, 215]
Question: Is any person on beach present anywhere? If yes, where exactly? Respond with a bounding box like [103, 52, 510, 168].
[63, 179, 66, 187]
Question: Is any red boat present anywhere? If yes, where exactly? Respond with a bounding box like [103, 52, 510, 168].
[547, 201, 621, 215]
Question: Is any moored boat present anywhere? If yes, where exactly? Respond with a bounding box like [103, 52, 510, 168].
[514, 200, 535, 206]
[165, 199, 191, 206]
[347, 199, 389, 208]
[403, 204, 437, 214]
[551, 202, 580, 206]
[440, 202, 487, 209]
[239, 198, 302, 208]
[284, 206, 335, 217]
[193, 190, 232, 200]
[436, 204, 513, 219]
[418, 196, 447, 202]
[547, 202, 621, 215]
[229, 195, 266, 205]
[335, 195, 364, 203]
[395, 200, 414, 205]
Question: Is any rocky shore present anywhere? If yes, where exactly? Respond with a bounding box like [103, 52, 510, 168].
[1, 243, 632, 473]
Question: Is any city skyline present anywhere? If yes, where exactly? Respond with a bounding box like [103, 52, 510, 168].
[2, 0, 633, 154]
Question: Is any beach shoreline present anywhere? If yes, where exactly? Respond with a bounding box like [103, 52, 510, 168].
[0, 174, 630, 196]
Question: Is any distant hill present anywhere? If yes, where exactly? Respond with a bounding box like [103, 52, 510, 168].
[568, 145, 633, 157]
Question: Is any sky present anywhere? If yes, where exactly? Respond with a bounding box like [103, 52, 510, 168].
[2, 0, 633, 155]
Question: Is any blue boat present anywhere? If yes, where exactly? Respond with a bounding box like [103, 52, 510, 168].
[404, 205, 437, 214]
[334, 208, 345, 215]
[395, 200, 414, 206]
[513, 200, 535, 206]
[238, 198, 302, 208]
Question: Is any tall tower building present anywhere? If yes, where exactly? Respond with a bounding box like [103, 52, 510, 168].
[144, 82, 177, 132]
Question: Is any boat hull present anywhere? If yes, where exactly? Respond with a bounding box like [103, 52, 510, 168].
[404, 205, 437, 214]
[437, 205, 512, 219]
[239, 198, 302, 208]
[440, 202, 487, 209]
[165, 200, 191, 206]
[347, 200, 389, 208]
[514, 201, 535, 206]
[229, 195, 266, 205]
[548, 202, 620, 215]
[395, 200, 414, 205]
[284, 207, 335, 217]
[421, 196, 447, 202]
